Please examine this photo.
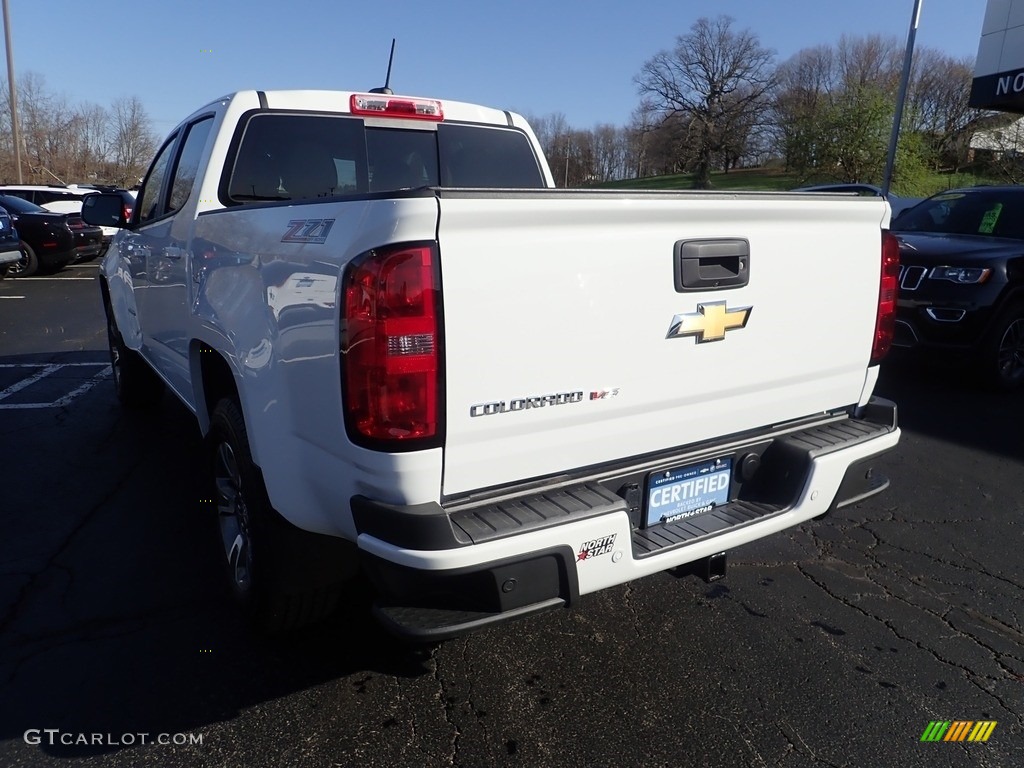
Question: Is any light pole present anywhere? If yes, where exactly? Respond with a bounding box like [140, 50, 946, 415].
[2, 0, 22, 182]
[883, 0, 923, 196]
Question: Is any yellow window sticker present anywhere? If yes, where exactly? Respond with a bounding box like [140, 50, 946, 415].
[979, 203, 1003, 234]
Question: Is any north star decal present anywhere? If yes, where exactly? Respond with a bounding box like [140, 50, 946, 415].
[577, 534, 616, 562]
[666, 301, 752, 343]
[281, 218, 335, 244]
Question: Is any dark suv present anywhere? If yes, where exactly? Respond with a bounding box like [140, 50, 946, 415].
[890, 186, 1024, 388]
[0, 194, 104, 277]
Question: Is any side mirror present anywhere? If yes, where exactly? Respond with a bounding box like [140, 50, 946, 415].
[82, 193, 129, 228]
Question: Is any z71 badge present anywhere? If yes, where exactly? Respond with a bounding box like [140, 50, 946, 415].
[281, 218, 335, 244]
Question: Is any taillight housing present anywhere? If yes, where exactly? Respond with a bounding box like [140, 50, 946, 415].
[342, 242, 441, 448]
[871, 231, 900, 365]
[350, 94, 444, 121]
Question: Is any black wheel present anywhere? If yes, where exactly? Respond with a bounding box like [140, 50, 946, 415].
[6, 242, 38, 278]
[210, 397, 347, 632]
[982, 303, 1024, 390]
[105, 301, 164, 407]
[212, 409, 256, 604]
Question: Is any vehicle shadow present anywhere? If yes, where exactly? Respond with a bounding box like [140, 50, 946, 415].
[4, 347, 1018, 760]
[875, 354, 1023, 462]
[0, 351, 433, 759]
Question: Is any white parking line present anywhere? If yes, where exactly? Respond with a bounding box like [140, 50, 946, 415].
[0, 364, 62, 400]
[0, 296, 26, 299]
[20, 277, 96, 281]
[0, 362, 111, 409]
[0, 363, 107, 367]
[48, 368, 112, 408]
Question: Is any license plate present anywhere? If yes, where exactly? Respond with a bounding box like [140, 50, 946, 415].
[644, 457, 732, 527]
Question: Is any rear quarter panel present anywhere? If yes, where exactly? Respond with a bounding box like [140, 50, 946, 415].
[190, 196, 444, 536]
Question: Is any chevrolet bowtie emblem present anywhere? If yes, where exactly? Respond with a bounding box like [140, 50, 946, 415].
[667, 301, 752, 343]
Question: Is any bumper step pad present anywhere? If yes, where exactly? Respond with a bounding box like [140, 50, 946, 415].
[450, 482, 627, 545]
[632, 500, 784, 558]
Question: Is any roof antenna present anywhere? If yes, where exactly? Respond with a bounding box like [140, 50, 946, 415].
[369, 39, 396, 95]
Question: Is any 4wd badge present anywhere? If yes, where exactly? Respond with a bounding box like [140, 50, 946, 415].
[667, 301, 752, 343]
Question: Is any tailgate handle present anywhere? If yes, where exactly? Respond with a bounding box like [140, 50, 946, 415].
[675, 239, 749, 292]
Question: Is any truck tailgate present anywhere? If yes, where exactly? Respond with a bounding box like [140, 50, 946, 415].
[436, 191, 887, 497]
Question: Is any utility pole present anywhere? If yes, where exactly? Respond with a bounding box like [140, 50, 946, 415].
[564, 137, 571, 187]
[2, 0, 22, 182]
[883, 0, 923, 196]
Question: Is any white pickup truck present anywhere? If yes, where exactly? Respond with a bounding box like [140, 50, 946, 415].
[83, 89, 901, 640]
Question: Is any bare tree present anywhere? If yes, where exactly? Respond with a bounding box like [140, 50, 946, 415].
[591, 123, 627, 182]
[907, 51, 985, 171]
[0, 73, 155, 185]
[835, 34, 903, 91]
[78, 103, 111, 177]
[771, 46, 837, 177]
[110, 96, 158, 188]
[645, 112, 698, 176]
[526, 112, 574, 186]
[15, 72, 61, 181]
[635, 15, 776, 188]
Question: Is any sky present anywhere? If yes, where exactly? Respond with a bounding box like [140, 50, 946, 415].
[2, 0, 988, 138]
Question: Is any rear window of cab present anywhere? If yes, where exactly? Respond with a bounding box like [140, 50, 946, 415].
[224, 113, 545, 205]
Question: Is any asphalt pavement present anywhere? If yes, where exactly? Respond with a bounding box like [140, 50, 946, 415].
[0, 266, 1021, 767]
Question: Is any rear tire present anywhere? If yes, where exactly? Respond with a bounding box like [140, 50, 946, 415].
[105, 301, 164, 408]
[210, 397, 346, 632]
[6, 242, 38, 278]
[981, 302, 1024, 390]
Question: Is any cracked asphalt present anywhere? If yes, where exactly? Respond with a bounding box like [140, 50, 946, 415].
[1, 269, 1021, 767]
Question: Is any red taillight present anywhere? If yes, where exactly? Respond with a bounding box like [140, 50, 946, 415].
[871, 231, 900, 365]
[342, 243, 440, 445]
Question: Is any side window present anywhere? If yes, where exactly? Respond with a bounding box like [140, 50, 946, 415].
[437, 124, 545, 188]
[227, 114, 366, 203]
[168, 117, 214, 213]
[41, 191, 71, 204]
[137, 134, 178, 224]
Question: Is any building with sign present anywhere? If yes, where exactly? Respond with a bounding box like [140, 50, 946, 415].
[972, 0, 1024, 112]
